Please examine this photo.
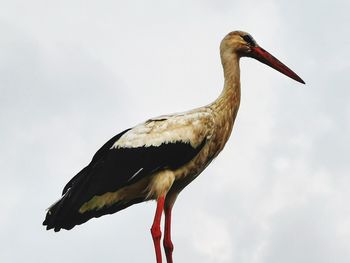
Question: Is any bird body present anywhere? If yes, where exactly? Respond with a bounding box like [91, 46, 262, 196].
[44, 30, 304, 263]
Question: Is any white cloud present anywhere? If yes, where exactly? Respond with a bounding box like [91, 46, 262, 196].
[189, 209, 233, 262]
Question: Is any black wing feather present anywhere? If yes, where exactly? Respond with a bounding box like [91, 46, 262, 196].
[43, 129, 205, 231]
[62, 128, 131, 195]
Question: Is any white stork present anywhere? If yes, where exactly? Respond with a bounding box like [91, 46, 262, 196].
[43, 31, 304, 263]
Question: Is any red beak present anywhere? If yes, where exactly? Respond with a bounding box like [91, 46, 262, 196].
[249, 46, 305, 84]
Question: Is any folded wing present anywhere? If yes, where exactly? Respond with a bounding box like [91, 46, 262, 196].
[43, 111, 213, 231]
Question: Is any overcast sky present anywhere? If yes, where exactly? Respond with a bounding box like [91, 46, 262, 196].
[1, 1, 349, 262]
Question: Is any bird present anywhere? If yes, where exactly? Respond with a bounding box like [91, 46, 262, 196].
[43, 30, 305, 263]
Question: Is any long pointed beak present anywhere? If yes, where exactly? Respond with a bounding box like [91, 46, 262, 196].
[249, 46, 305, 84]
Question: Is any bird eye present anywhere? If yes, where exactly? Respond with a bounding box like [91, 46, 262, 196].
[242, 35, 256, 46]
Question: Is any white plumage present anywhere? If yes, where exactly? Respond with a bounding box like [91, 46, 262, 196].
[112, 110, 214, 149]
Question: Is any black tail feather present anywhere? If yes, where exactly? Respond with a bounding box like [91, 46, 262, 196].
[43, 188, 145, 232]
[43, 189, 75, 231]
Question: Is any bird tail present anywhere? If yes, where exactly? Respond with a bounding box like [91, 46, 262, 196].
[43, 166, 95, 231]
[43, 189, 78, 231]
[43, 184, 146, 232]
[43, 188, 146, 232]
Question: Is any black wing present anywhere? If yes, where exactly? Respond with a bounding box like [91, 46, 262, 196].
[43, 128, 205, 231]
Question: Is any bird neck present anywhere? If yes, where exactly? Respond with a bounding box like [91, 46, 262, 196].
[206, 53, 241, 153]
[211, 53, 241, 116]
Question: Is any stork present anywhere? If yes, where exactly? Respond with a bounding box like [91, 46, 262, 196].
[43, 31, 304, 263]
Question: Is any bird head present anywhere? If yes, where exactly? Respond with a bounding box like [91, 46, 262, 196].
[220, 31, 305, 84]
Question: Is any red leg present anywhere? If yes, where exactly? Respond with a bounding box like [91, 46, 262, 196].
[163, 205, 174, 263]
[151, 196, 165, 263]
